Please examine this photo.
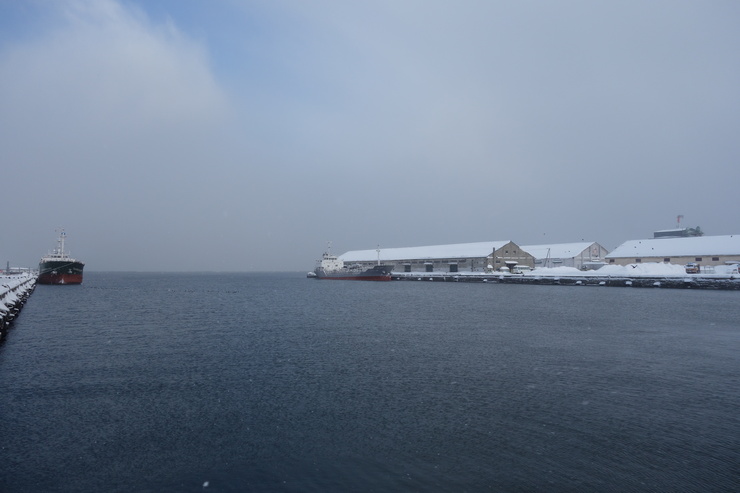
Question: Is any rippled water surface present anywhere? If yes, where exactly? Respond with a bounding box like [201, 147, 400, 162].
[1, 272, 738, 492]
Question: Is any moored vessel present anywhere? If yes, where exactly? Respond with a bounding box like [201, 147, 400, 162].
[312, 246, 392, 281]
[38, 229, 85, 285]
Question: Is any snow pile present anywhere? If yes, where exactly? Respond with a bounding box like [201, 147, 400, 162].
[525, 262, 737, 277]
[711, 264, 739, 275]
[589, 262, 689, 277]
[398, 262, 738, 278]
[524, 266, 582, 276]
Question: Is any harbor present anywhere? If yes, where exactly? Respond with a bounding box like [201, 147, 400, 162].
[311, 241, 740, 290]
[2, 272, 739, 492]
[313, 235, 740, 290]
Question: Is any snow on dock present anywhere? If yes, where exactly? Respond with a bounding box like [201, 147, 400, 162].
[391, 263, 740, 290]
[1, 272, 37, 338]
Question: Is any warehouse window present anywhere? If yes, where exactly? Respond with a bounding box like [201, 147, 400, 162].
[635, 258, 642, 263]
[695, 257, 702, 261]
[664, 258, 670, 262]
[712, 257, 719, 261]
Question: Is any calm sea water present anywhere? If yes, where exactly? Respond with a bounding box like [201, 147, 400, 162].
[0, 272, 738, 492]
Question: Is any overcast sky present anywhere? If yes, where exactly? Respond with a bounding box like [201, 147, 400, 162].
[1, 0, 738, 271]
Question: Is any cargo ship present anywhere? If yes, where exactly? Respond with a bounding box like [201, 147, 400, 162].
[38, 229, 85, 285]
[312, 247, 392, 281]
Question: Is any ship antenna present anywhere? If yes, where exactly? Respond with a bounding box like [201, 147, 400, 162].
[54, 227, 67, 256]
[376, 245, 380, 265]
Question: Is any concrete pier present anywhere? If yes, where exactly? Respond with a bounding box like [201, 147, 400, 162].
[391, 272, 740, 290]
[1, 273, 37, 339]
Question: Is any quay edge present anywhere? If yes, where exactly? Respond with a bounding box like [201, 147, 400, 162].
[1, 272, 38, 339]
[390, 272, 740, 290]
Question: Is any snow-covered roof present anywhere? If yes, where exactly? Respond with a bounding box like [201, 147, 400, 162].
[520, 242, 599, 259]
[340, 241, 512, 262]
[606, 235, 740, 258]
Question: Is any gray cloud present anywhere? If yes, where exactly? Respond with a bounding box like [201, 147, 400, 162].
[2, 0, 738, 271]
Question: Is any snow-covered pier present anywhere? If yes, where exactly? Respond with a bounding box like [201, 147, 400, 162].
[1, 273, 37, 339]
[391, 263, 740, 290]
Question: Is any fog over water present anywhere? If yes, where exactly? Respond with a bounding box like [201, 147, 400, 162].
[1, 1, 739, 271]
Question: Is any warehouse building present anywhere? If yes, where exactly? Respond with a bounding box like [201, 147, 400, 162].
[605, 235, 740, 267]
[339, 241, 535, 273]
[521, 242, 609, 270]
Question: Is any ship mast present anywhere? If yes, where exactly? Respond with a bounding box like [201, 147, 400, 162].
[59, 229, 66, 256]
[376, 245, 381, 265]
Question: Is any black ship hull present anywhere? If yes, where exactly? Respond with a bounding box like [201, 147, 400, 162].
[38, 260, 84, 285]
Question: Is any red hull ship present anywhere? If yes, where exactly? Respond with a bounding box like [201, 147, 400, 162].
[38, 229, 85, 285]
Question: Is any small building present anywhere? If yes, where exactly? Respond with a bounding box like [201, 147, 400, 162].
[605, 235, 740, 267]
[521, 242, 609, 270]
[653, 227, 703, 239]
[339, 241, 534, 273]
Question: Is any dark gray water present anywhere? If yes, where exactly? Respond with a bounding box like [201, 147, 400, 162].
[1, 272, 738, 492]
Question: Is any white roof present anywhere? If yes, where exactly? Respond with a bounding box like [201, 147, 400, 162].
[606, 235, 740, 258]
[520, 242, 599, 259]
[340, 241, 512, 262]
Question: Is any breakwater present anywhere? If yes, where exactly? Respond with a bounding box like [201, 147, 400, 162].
[1, 273, 37, 339]
[391, 272, 740, 290]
